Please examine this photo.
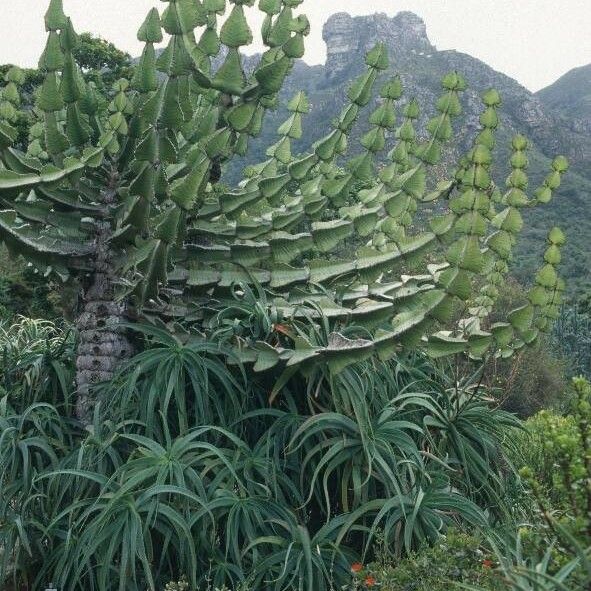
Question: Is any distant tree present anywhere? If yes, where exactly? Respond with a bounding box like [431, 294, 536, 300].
[73, 32, 133, 88]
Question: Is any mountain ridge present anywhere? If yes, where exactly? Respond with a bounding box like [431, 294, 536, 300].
[537, 63, 591, 133]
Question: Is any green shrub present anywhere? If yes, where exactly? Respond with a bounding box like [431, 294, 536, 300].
[485, 341, 568, 418]
[348, 531, 503, 590]
[490, 378, 591, 590]
[516, 410, 582, 513]
[475, 280, 570, 418]
[0, 315, 74, 407]
[0, 246, 59, 320]
[0, 322, 519, 591]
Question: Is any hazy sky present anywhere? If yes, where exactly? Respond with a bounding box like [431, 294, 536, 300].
[1, 1, 590, 92]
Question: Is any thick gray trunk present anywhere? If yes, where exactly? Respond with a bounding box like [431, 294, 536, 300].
[75, 289, 132, 422]
[74, 176, 134, 423]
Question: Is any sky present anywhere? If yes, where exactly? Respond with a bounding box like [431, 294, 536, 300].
[1, 1, 591, 92]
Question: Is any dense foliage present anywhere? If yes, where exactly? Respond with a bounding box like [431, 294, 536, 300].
[0, 0, 570, 424]
[0, 1, 582, 591]
[0, 320, 522, 590]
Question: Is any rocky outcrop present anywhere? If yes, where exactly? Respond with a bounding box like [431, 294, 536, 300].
[323, 12, 432, 79]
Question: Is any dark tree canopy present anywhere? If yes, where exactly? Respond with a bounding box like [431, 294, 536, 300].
[73, 32, 133, 87]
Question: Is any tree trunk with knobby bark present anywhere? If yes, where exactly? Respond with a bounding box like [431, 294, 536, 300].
[74, 179, 133, 423]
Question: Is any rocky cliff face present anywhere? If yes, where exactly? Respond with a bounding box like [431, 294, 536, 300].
[323, 12, 432, 78]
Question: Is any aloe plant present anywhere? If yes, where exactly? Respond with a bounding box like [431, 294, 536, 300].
[0, 0, 569, 426]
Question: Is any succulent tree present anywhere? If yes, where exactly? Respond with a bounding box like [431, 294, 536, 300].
[0, 0, 311, 419]
[0, 0, 568, 423]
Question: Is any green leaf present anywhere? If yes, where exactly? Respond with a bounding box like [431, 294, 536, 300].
[288, 154, 317, 180]
[61, 56, 82, 103]
[347, 70, 377, 106]
[259, 0, 281, 14]
[544, 244, 561, 265]
[312, 220, 353, 252]
[204, 128, 232, 159]
[220, 5, 252, 47]
[491, 323, 514, 347]
[437, 92, 462, 116]
[213, 48, 246, 95]
[255, 56, 292, 95]
[44, 112, 69, 155]
[479, 106, 499, 128]
[132, 44, 158, 92]
[369, 103, 397, 129]
[486, 231, 512, 260]
[231, 241, 270, 266]
[65, 103, 90, 146]
[351, 207, 381, 237]
[45, 0, 67, 31]
[60, 17, 79, 51]
[198, 27, 220, 56]
[308, 258, 356, 283]
[536, 263, 558, 288]
[169, 155, 210, 210]
[442, 71, 466, 91]
[467, 331, 493, 358]
[130, 163, 156, 201]
[204, 0, 227, 14]
[269, 232, 313, 264]
[424, 333, 466, 358]
[270, 263, 309, 287]
[38, 72, 64, 112]
[266, 6, 293, 47]
[278, 112, 302, 139]
[314, 130, 342, 161]
[548, 227, 566, 246]
[493, 207, 522, 234]
[446, 236, 484, 273]
[177, 0, 207, 30]
[552, 155, 569, 173]
[39, 31, 64, 71]
[253, 342, 281, 372]
[227, 102, 257, 132]
[365, 43, 389, 70]
[259, 173, 290, 202]
[508, 305, 534, 332]
[283, 33, 305, 58]
[267, 137, 291, 164]
[395, 165, 426, 200]
[138, 8, 163, 42]
[325, 333, 374, 374]
[439, 268, 472, 300]
[322, 175, 352, 200]
[361, 127, 386, 152]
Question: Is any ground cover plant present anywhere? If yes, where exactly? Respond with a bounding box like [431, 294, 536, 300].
[0, 0, 576, 590]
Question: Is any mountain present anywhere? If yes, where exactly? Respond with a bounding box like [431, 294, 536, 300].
[228, 12, 591, 295]
[537, 63, 591, 123]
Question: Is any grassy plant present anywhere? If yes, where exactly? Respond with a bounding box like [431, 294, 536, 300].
[0, 320, 523, 590]
[0, 316, 74, 409]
